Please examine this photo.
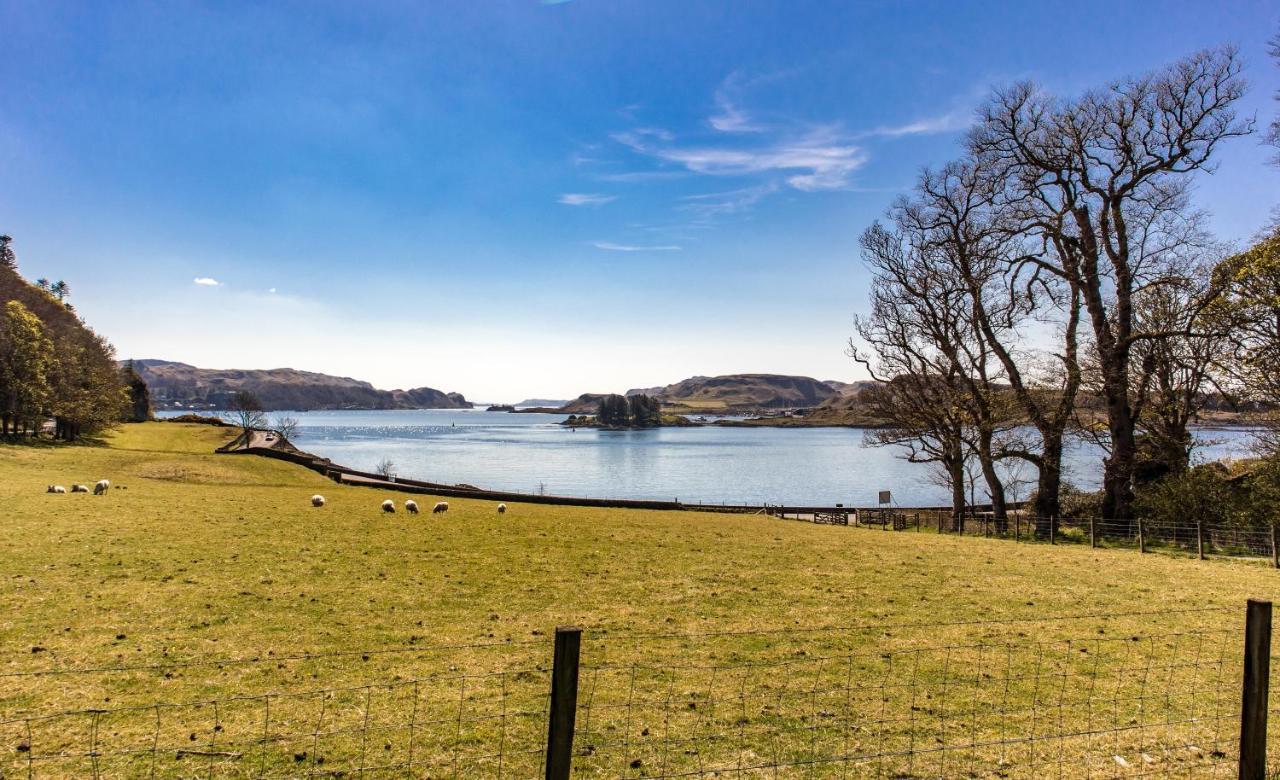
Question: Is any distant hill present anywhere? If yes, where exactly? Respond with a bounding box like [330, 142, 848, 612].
[129, 360, 470, 411]
[626, 374, 840, 412]
[516, 398, 569, 408]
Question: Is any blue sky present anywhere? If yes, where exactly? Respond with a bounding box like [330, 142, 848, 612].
[2, 1, 1278, 402]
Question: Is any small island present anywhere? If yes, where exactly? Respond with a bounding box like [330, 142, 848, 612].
[561, 394, 699, 429]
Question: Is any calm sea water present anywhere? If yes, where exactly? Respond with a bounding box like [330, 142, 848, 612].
[161, 409, 1262, 507]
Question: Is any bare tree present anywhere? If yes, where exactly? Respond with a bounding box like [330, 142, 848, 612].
[968, 46, 1251, 521]
[375, 457, 396, 479]
[901, 160, 1082, 531]
[1268, 29, 1279, 162]
[273, 415, 300, 442]
[1128, 260, 1231, 476]
[227, 390, 266, 440]
[851, 222, 982, 528]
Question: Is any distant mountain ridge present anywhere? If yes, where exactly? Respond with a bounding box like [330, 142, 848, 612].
[625, 373, 840, 411]
[129, 359, 471, 411]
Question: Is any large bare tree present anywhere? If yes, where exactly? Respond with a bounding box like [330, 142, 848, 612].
[900, 160, 1082, 532]
[968, 47, 1251, 521]
[852, 222, 993, 527]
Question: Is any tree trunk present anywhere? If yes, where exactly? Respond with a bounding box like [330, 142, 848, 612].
[976, 429, 1008, 532]
[949, 457, 966, 532]
[1101, 403, 1137, 524]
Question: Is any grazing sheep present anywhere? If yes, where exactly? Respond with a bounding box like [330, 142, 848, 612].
[71, 484, 89, 493]
[381, 499, 396, 513]
[432, 501, 449, 514]
[311, 495, 326, 507]
[46, 485, 66, 494]
[405, 500, 419, 514]
[497, 503, 507, 515]
[93, 479, 110, 496]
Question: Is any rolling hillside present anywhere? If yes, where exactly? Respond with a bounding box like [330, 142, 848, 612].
[130, 359, 471, 411]
[627, 373, 841, 411]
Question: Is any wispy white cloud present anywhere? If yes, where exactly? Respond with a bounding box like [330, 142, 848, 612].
[680, 183, 778, 219]
[594, 170, 689, 183]
[615, 125, 866, 192]
[709, 94, 761, 133]
[863, 107, 974, 139]
[193, 277, 221, 286]
[592, 241, 682, 252]
[558, 193, 617, 206]
[611, 128, 675, 151]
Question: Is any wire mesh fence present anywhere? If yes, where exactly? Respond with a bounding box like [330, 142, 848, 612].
[0, 604, 1274, 778]
[769, 507, 1280, 565]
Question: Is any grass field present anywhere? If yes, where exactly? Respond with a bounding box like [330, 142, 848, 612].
[1, 422, 1277, 777]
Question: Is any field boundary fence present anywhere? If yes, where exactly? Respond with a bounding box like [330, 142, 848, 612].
[1, 602, 1275, 778]
[766, 506, 1280, 567]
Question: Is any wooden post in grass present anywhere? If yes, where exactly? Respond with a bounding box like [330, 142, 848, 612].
[1238, 599, 1272, 780]
[1089, 516, 1096, 548]
[1197, 519, 1205, 560]
[1137, 518, 1145, 554]
[545, 626, 582, 780]
[1049, 515, 1056, 545]
[1015, 515, 1021, 542]
[1271, 524, 1278, 570]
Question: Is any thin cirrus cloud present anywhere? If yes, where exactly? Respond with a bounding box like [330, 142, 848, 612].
[863, 107, 974, 139]
[193, 277, 221, 286]
[558, 193, 617, 206]
[613, 126, 867, 192]
[592, 241, 682, 252]
[708, 92, 762, 133]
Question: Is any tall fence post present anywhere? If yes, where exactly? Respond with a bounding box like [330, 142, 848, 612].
[1049, 515, 1056, 545]
[1271, 524, 1278, 570]
[1197, 519, 1205, 560]
[1239, 600, 1272, 780]
[1015, 514, 1021, 542]
[546, 626, 582, 780]
[1138, 518, 1145, 554]
[1089, 516, 1096, 548]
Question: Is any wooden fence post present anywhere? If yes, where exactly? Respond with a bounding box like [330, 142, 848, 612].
[1271, 524, 1278, 570]
[1049, 515, 1056, 545]
[546, 626, 582, 780]
[1015, 514, 1021, 542]
[1197, 519, 1205, 560]
[1137, 518, 1145, 554]
[1239, 600, 1272, 780]
[1089, 516, 1096, 548]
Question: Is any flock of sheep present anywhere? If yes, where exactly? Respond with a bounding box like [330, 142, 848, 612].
[46, 479, 111, 495]
[309, 494, 507, 516]
[47, 479, 507, 517]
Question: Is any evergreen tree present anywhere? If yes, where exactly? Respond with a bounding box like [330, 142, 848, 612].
[597, 394, 630, 426]
[0, 300, 54, 435]
[0, 235, 16, 272]
[122, 360, 154, 422]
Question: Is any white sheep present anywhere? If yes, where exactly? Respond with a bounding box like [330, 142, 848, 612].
[93, 479, 110, 496]
[432, 501, 449, 514]
[311, 495, 326, 507]
[46, 485, 66, 494]
[381, 499, 396, 513]
[405, 500, 419, 514]
[497, 503, 507, 514]
[71, 484, 89, 493]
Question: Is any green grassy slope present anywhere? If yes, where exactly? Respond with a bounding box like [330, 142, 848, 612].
[0, 423, 1274, 777]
